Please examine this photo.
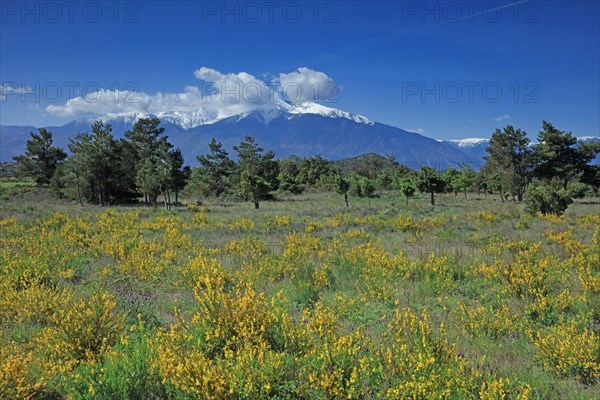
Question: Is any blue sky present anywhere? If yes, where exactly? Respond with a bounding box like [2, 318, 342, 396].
[1, 0, 599, 140]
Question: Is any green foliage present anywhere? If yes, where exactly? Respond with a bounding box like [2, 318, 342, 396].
[396, 176, 417, 204]
[524, 179, 573, 215]
[135, 158, 163, 203]
[297, 155, 335, 190]
[484, 125, 532, 201]
[449, 165, 476, 198]
[277, 156, 305, 195]
[192, 138, 236, 197]
[417, 166, 446, 206]
[348, 174, 376, 204]
[533, 121, 599, 189]
[61, 121, 122, 205]
[13, 128, 67, 186]
[49, 118, 188, 208]
[234, 136, 278, 209]
[68, 321, 169, 400]
[123, 117, 187, 206]
[334, 153, 397, 180]
[332, 173, 350, 207]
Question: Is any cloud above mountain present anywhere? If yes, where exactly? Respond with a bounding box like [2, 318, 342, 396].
[46, 67, 340, 119]
[277, 67, 339, 103]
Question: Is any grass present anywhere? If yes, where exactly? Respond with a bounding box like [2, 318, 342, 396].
[1, 188, 599, 398]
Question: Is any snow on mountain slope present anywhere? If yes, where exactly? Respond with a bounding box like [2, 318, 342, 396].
[91, 101, 373, 129]
[448, 138, 489, 147]
[287, 102, 373, 125]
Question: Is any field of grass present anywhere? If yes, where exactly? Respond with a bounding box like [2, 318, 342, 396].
[0, 178, 35, 198]
[1, 189, 599, 399]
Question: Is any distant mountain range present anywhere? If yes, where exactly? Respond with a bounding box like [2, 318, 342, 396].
[445, 136, 600, 165]
[1, 103, 598, 168]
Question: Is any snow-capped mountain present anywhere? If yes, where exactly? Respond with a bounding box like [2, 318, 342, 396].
[444, 136, 600, 164]
[447, 138, 489, 148]
[2, 103, 597, 168]
[1, 103, 476, 167]
[85, 101, 373, 130]
[445, 138, 490, 161]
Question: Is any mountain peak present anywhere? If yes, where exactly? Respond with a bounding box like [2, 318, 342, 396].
[448, 138, 489, 147]
[286, 102, 373, 125]
[89, 101, 373, 130]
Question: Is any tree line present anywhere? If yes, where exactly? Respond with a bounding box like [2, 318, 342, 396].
[12, 117, 600, 214]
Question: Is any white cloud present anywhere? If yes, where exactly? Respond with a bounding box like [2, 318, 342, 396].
[0, 84, 33, 101]
[277, 67, 340, 103]
[46, 67, 340, 119]
[408, 128, 425, 134]
[493, 114, 511, 122]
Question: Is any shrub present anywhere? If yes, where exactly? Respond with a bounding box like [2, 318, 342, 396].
[524, 180, 573, 215]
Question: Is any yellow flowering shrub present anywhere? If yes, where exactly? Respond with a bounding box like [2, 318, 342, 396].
[529, 317, 600, 384]
[35, 291, 125, 367]
[458, 303, 523, 338]
[229, 216, 255, 232]
[157, 266, 291, 398]
[0, 335, 49, 399]
[0, 201, 597, 398]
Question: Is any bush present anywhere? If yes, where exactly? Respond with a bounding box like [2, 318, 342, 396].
[524, 180, 573, 215]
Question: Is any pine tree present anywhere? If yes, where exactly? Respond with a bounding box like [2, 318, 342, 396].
[532, 121, 600, 189]
[417, 166, 446, 206]
[484, 125, 532, 201]
[13, 128, 67, 186]
[193, 138, 235, 197]
[333, 173, 350, 207]
[233, 136, 278, 209]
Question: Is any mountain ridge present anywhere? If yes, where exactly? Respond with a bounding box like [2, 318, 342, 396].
[2, 103, 598, 167]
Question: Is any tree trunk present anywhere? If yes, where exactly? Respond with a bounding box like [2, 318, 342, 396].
[254, 200, 259, 209]
[430, 191, 435, 206]
[344, 192, 349, 207]
[464, 188, 467, 199]
[76, 181, 84, 207]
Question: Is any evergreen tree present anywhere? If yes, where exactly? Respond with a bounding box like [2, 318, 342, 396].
[278, 156, 304, 195]
[62, 121, 120, 205]
[193, 138, 236, 197]
[13, 128, 67, 186]
[532, 121, 600, 189]
[122, 117, 181, 205]
[333, 173, 350, 207]
[397, 176, 417, 205]
[442, 167, 461, 196]
[483, 125, 532, 201]
[456, 165, 476, 198]
[233, 136, 278, 209]
[297, 155, 335, 189]
[135, 158, 162, 205]
[169, 149, 190, 204]
[417, 166, 446, 206]
[123, 117, 169, 203]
